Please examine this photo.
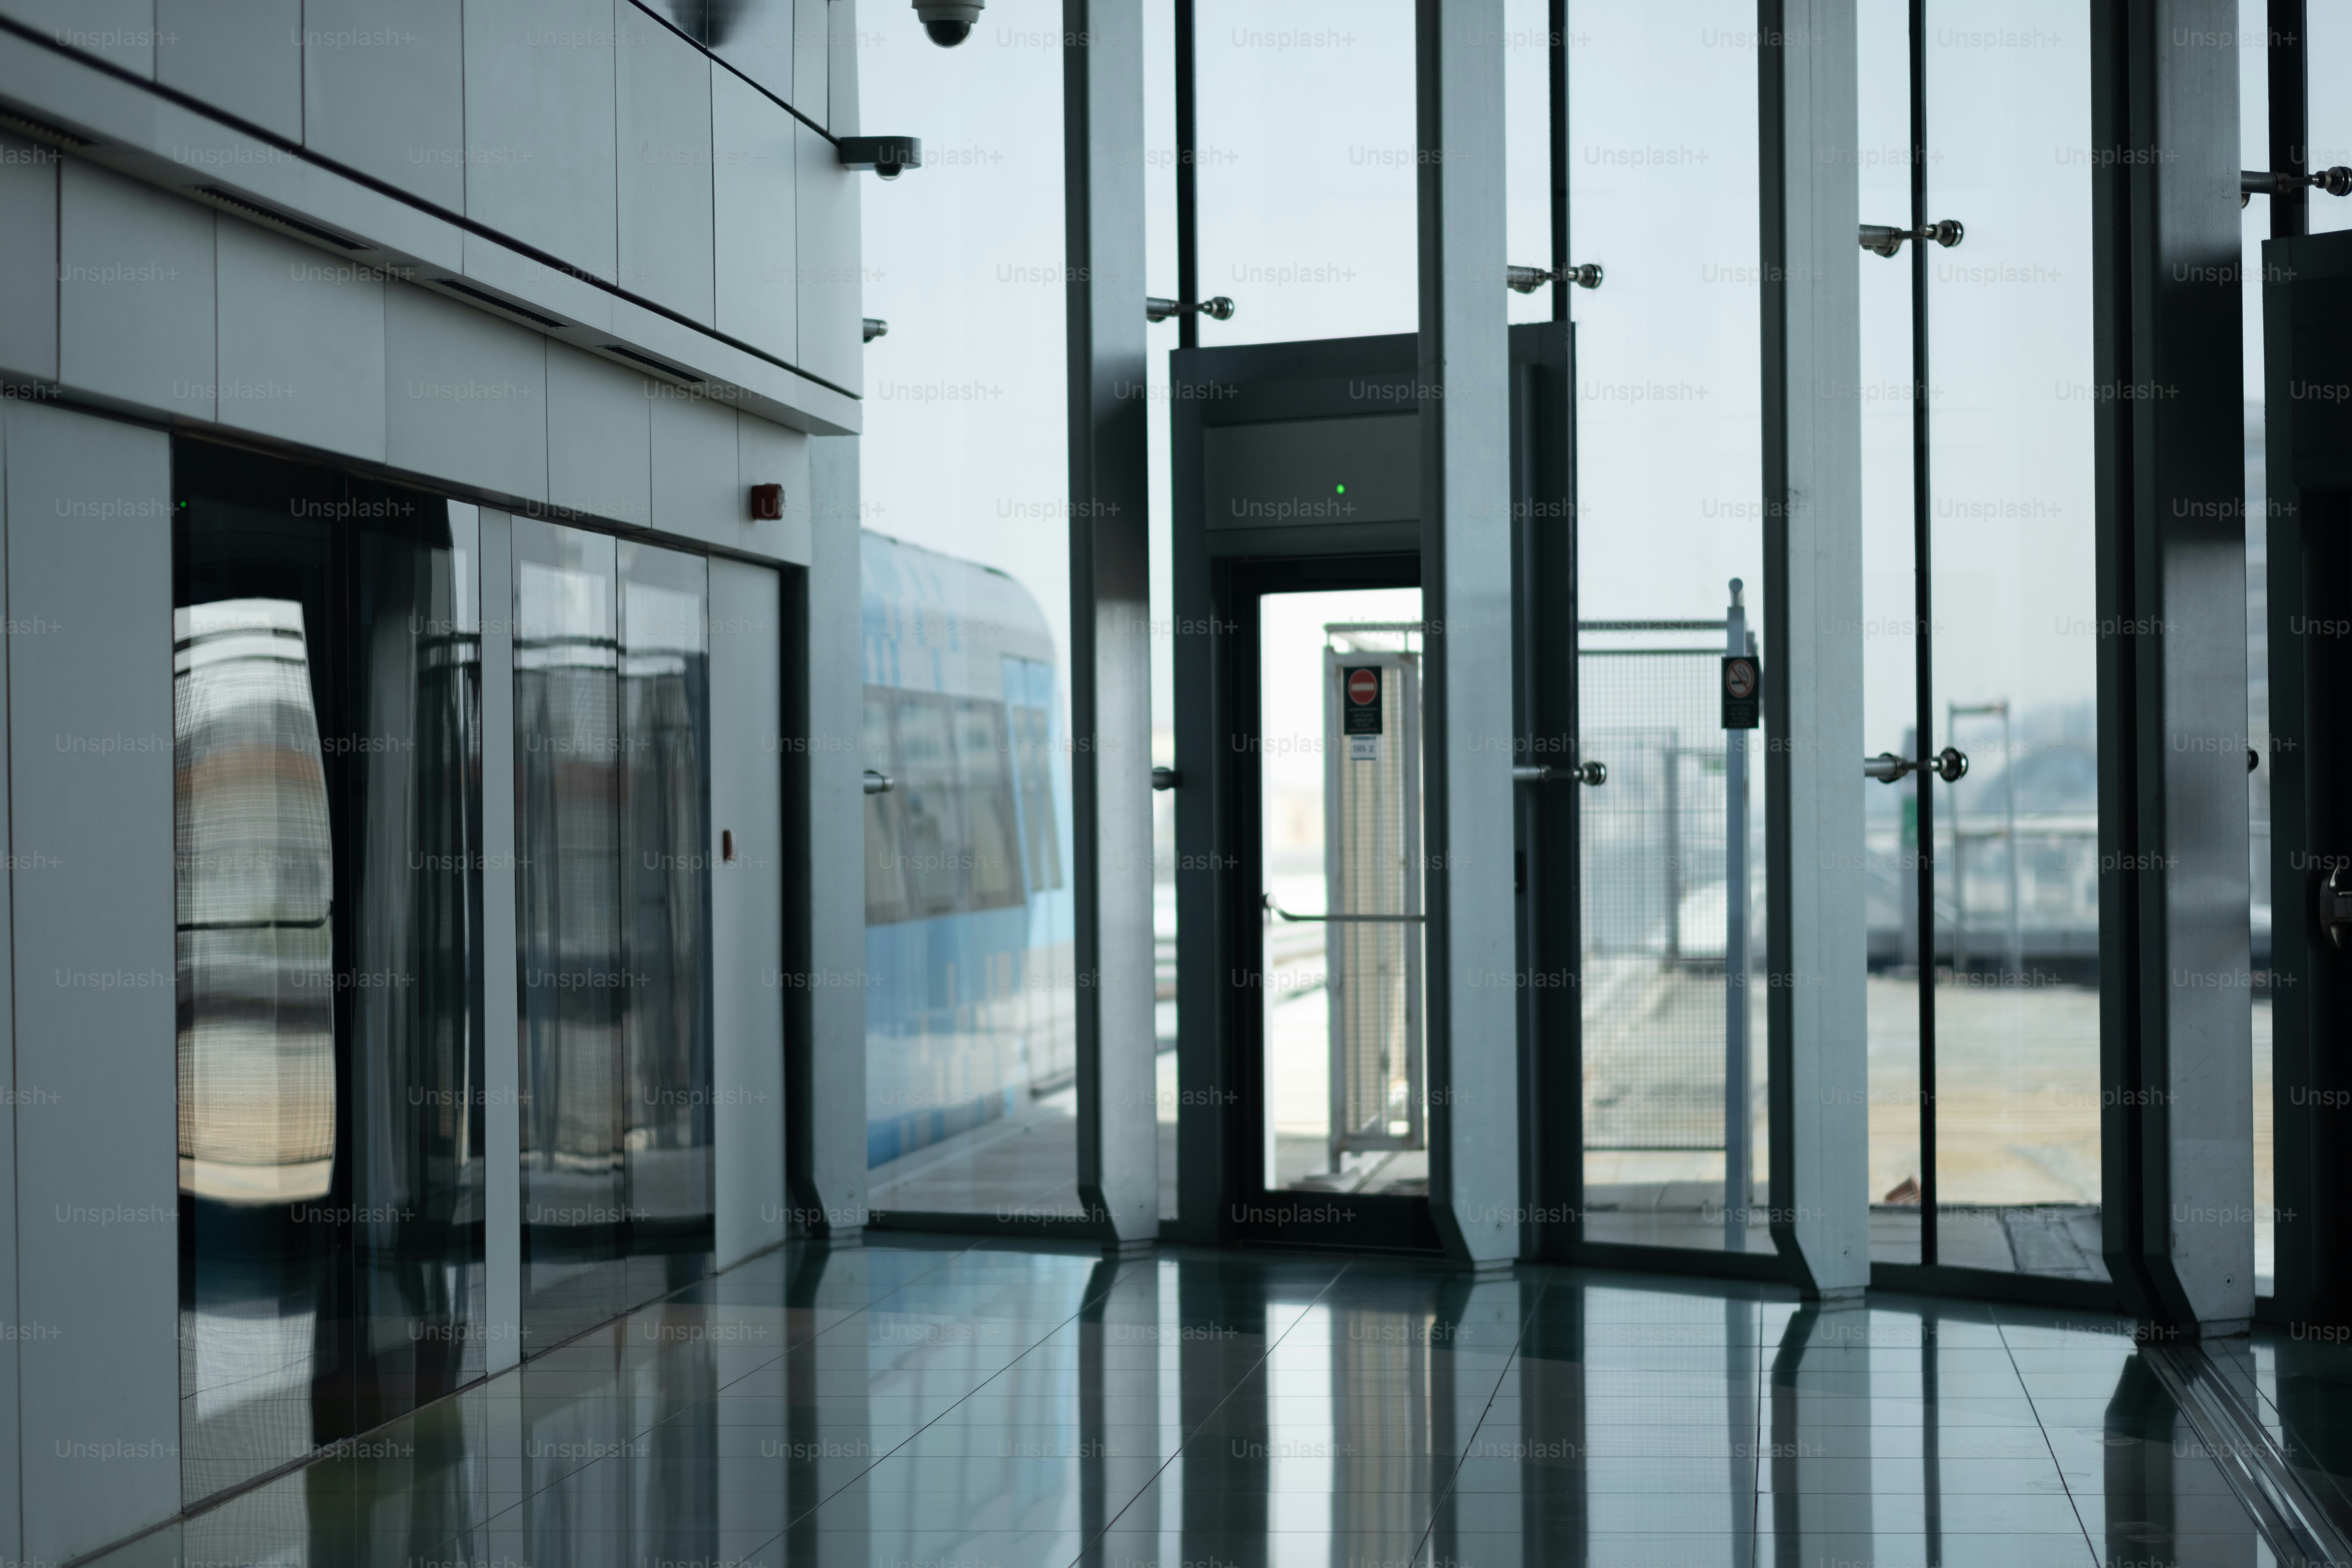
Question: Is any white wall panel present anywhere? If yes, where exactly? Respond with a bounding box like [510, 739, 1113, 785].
[617, 13, 716, 325]
[827, 0, 861, 138]
[214, 219, 387, 461]
[304, 0, 467, 210]
[0, 0, 156, 75]
[545, 342, 651, 525]
[4, 402, 177, 1563]
[793, 0, 830, 123]
[736, 411, 811, 565]
[711, 69, 797, 365]
[57, 159, 214, 420]
[649, 385, 739, 544]
[464, 0, 620, 281]
[710, 557, 785, 1267]
[793, 120, 860, 395]
[384, 284, 548, 503]
[156, 0, 302, 141]
[0, 397, 22, 1568]
[0, 137, 58, 382]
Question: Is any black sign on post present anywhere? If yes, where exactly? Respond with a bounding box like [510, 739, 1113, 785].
[1342, 665, 1383, 759]
[1721, 655, 1761, 730]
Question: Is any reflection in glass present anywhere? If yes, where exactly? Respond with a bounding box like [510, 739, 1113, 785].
[175, 443, 484, 1503]
[618, 542, 715, 1287]
[859, 533, 1079, 1216]
[515, 520, 625, 1346]
[515, 523, 716, 1347]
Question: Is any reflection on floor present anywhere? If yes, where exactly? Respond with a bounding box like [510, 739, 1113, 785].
[865, 1050, 1180, 1222]
[90, 1235, 2341, 1568]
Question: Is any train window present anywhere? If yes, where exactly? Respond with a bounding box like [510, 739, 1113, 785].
[893, 693, 967, 918]
[863, 691, 908, 924]
[955, 700, 1024, 911]
[1009, 704, 1064, 893]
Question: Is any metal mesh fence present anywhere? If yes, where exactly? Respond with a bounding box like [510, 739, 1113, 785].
[1580, 648, 1730, 1151]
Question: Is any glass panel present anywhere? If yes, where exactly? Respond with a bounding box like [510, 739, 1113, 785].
[2313, 0, 2352, 237]
[618, 541, 715, 1295]
[1193, 0, 1416, 345]
[859, 26, 1082, 1223]
[1258, 588, 1425, 1197]
[514, 519, 627, 1345]
[1143, 0, 1180, 1223]
[1569, 0, 1769, 1252]
[1503, 0, 1558, 328]
[862, 690, 908, 925]
[2242, 26, 2276, 1294]
[1923, 0, 2105, 1279]
[1859, 0, 1925, 1263]
[859, 537, 1081, 1220]
[175, 444, 484, 1503]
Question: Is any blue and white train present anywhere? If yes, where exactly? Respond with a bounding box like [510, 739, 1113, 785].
[860, 531, 1075, 1170]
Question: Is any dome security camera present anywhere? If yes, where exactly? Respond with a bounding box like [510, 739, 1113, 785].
[914, 0, 982, 47]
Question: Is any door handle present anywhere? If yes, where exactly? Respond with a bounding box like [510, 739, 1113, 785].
[2324, 866, 2352, 950]
[1864, 747, 1967, 784]
[1512, 761, 1606, 785]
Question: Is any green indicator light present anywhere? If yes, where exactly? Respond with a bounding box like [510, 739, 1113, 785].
[1335, 483, 1347, 495]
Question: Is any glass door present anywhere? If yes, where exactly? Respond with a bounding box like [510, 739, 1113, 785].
[1862, 0, 2107, 1285]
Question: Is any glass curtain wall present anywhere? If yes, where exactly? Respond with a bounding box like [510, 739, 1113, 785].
[857, 11, 1082, 1225]
[514, 521, 712, 1350]
[1567, 1, 1770, 1252]
[174, 440, 485, 1502]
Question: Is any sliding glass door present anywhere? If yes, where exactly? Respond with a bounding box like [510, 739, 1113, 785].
[175, 439, 486, 1500]
[514, 521, 714, 1350]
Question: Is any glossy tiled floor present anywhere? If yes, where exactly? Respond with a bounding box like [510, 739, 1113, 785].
[87, 1237, 2319, 1568]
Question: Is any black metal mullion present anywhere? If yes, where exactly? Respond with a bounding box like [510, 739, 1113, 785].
[1909, 0, 1938, 1268]
[2269, 0, 2308, 243]
[1549, 0, 1569, 324]
[1175, 0, 1199, 350]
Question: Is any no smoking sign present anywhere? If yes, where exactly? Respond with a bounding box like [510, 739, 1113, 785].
[1343, 665, 1383, 760]
[1721, 655, 1760, 730]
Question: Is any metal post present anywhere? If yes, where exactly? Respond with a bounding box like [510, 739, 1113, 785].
[1946, 698, 1965, 975]
[1417, 0, 1518, 1269]
[1759, 0, 1870, 1295]
[1663, 743, 1683, 963]
[1065, 0, 1158, 1250]
[2002, 703, 2020, 978]
[1724, 582, 1752, 1251]
[1906, 0, 1938, 1268]
[1174, 0, 1199, 351]
[2269, 0, 2308, 243]
[1899, 723, 1920, 969]
[2090, 0, 2254, 1333]
[1547, 0, 1569, 324]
